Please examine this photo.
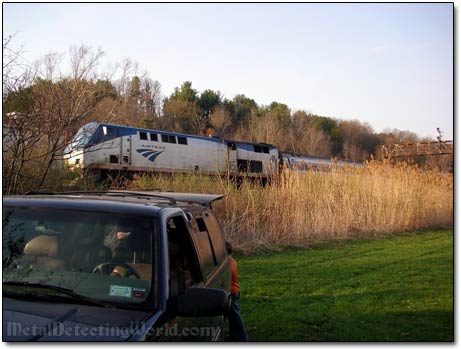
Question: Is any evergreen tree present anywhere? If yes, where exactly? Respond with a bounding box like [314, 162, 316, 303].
[129, 76, 141, 98]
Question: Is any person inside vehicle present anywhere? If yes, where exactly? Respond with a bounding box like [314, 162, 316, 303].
[104, 226, 132, 255]
[102, 225, 137, 277]
[68, 228, 111, 273]
[167, 220, 193, 296]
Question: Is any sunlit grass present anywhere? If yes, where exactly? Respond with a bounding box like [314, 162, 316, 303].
[236, 229, 453, 341]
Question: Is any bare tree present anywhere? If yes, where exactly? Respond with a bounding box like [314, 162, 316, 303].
[2, 44, 105, 193]
[248, 110, 284, 148]
[3, 112, 45, 194]
[113, 58, 139, 97]
[3, 34, 41, 194]
[210, 106, 232, 138]
[296, 127, 331, 157]
[288, 111, 332, 157]
[35, 46, 104, 187]
[3, 34, 34, 95]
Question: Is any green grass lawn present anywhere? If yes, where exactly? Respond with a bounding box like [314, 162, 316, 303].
[235, 229, 453, 341]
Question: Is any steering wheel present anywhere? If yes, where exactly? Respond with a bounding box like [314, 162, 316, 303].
[92, 262, 141, 279]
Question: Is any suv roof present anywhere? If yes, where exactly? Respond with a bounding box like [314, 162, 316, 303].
[5, 191, 224, 217]
[22, 191, 224, 207]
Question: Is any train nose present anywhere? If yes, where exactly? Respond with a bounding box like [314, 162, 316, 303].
[65, 151, 83, 170]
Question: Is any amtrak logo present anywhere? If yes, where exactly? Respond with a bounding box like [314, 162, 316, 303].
[136, 149, 164, 162]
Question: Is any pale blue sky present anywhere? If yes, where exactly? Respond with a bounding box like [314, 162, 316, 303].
[3, 3, 454, 139]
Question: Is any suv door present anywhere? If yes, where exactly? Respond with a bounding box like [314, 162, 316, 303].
[188, 209, 231, 339]
[193, 209, 231, 290]
[154, 213, 219, 341]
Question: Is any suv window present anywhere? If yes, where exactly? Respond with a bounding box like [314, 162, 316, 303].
[167, 216, 200, 296]
[191, 217, 217, 278]
[203, 212, 227, 264]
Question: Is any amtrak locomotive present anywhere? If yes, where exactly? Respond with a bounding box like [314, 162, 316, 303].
[64, 122, 357, 180]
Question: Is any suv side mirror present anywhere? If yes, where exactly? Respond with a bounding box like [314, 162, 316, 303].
[169, 287, 230, 317]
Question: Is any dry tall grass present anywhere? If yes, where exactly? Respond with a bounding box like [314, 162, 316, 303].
[128, 161, 453, 249]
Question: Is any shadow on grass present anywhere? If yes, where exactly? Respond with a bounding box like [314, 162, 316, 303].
[234, 228, 454, 257]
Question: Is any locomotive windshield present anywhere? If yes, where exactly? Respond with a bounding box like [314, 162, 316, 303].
[65, 122, 100, 153]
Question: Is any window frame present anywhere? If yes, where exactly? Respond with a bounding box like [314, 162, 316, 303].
[165, 214, 203, 285]
[139, 131, 148, 141]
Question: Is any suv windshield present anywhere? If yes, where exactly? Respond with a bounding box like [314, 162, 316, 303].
[3, 206, 155, 308]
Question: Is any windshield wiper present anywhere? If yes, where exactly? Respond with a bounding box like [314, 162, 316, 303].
[3, 281, 115, 309]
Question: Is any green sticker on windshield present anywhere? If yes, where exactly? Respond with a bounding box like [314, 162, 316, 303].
[109, 285, 132, 298]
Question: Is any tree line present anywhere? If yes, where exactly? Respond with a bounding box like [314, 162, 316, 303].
[2, 41, 448, 194]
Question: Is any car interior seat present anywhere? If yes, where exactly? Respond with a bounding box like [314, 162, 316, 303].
[22, 235, 66, 271]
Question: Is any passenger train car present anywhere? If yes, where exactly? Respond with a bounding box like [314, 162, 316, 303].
[64, 122, 360, 180]
[279, 152, 358, 171]
[64, 122, 279, 180]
